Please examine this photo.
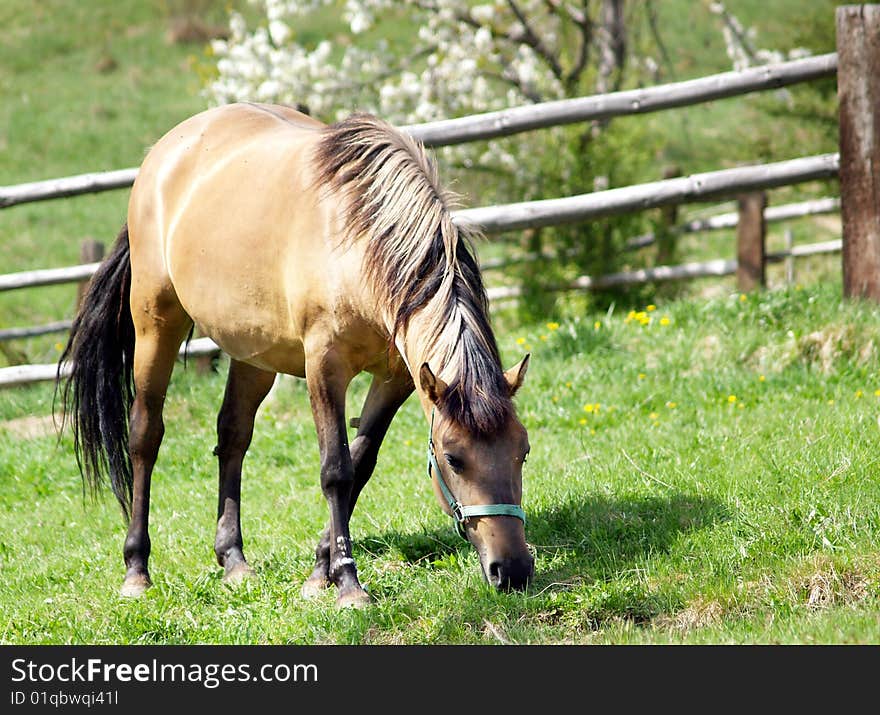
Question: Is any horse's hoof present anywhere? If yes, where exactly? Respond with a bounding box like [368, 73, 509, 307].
[301, 576, 330, 600]
[335, 588, 371, 609]
[223, 562, 256, 586]
[120, 574, 152, 598]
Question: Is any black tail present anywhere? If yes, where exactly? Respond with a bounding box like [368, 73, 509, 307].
[57, 224, 136, 519]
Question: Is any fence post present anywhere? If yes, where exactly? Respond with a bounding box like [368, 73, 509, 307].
[736, 191, 766, 291]
[656, 165, 681, 264]
[76, 239, 104, 309]
[837, 5, 880, 301]
[784, 228, 795, 286]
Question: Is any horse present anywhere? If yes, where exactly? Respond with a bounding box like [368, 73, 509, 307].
[59, 102, 534, 607]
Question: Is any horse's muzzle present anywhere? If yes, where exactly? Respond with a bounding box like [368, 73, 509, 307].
[486, 554, 535, 591]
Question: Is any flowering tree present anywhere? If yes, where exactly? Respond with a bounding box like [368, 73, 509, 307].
[207, 1, 651, 200]
[206, 1, 670, 317]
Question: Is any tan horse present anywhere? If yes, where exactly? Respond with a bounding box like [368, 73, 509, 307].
[60, 102, 533, 607]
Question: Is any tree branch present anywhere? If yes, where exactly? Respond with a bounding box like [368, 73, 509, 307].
[565, 1, 593, 90]
[542, 0, 587, 26]
[480, 69, 544, 104]
[505, 0, 565, 81]
[645, 0, 676, 80]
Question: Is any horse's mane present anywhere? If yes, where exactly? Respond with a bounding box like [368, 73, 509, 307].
[314, 113, 512, 436]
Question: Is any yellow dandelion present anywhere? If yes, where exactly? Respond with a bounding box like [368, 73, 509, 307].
[759, 375, 766, 382]
[552, 395, 559, 403]
[595, 403, 601, 411]
[539, 334, 548, 341]
[546, 321, 560, 331]
[516, 337, 526, 345]
[727, 395, 737, 404]
[583, 403, 594, 413]
[626, 310, 637, 322]
[638, 373, 646, 380]
[659, 317, 671, 326]
[875, 389, 880, 397]
[565, 381, 572, 388]
[404, 439, 412, 446]
[739, 294, 747, 302]
[646, 304, 657, 312]
[579, 418, 587, 426]
[666, 401, 677, 409]
[855, 390, 863, 398]
[590, 429, 596, 435]
[737, 403, 744, 410]
[828, 399, 835, 405]
[649, 412, 659, 420]
[594, 321, 601, 331]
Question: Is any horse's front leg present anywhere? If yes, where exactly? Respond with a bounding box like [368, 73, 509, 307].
[302, 373, 413, 598]
[304, 345, 368, 607]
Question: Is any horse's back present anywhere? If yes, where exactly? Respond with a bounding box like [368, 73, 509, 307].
[127, 103, 351, 373]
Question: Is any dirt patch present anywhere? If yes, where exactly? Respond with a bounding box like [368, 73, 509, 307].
[748, 324, 876, 375]
[654, 597, 724, 632]
[0, 415, 58, 440]
[166, 17, 229, 44]
[804, 565, 869, 611]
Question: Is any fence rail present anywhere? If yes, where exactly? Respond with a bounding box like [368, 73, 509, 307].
[406, 53, 838, 147]
[0, 169, 138, 210]
[0, 338, 221, 388]
[0, 263, 102, 293]
[486, 238, 842, 301]
[0, 154, 840, 297]
[0, 55, 838, 210]
[455, 153, 839, 234]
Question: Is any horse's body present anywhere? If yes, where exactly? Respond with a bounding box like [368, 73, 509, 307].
[132, 103, 382, 378]
[61, 103, 533, 606]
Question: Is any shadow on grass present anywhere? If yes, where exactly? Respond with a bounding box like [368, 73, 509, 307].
[359, 491, 729, 590]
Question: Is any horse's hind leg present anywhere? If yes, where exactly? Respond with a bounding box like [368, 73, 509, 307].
[214, 359, 276, 584]
[302, 373, 412, 598]
[121, 305, 192, 597]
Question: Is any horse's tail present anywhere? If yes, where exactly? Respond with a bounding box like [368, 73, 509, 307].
[57, 223, 136, 519]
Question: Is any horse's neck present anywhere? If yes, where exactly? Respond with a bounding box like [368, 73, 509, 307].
[396, 309, 456, 385]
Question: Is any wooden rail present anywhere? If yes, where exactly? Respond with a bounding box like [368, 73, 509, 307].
[0, 263, 101, 292]
[0, 338, 221, 388]
[0, 55, 837, 209]
[485, 239, 842, 301]
[406, 53, 838, 147]
[455, 154, 839, 234]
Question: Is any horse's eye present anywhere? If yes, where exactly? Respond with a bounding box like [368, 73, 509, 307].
[444, 453, 465, 473]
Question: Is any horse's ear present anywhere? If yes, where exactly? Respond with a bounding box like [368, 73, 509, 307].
[503, 353, 530, 396]
[419, 362, 447, 405]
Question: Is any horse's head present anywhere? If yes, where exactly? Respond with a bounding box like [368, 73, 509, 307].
[419, 355, 534, 590]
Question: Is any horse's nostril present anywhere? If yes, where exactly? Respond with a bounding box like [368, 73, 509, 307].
[487, 558, 533, 591]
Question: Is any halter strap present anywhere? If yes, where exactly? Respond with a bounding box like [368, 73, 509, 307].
[426, 408, 526, 539]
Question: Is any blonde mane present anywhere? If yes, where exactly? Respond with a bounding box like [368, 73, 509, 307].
[314, 114, 512, 434]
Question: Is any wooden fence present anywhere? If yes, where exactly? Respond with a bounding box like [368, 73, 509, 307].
[1, 5, 877, 387]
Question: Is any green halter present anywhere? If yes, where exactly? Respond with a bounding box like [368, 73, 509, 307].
[426, 408, 526, 539]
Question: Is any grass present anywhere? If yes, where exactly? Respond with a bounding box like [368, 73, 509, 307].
[2, 282, 879, 644]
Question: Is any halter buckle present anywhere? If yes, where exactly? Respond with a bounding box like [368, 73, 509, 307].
[451, 502, 468, 524]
